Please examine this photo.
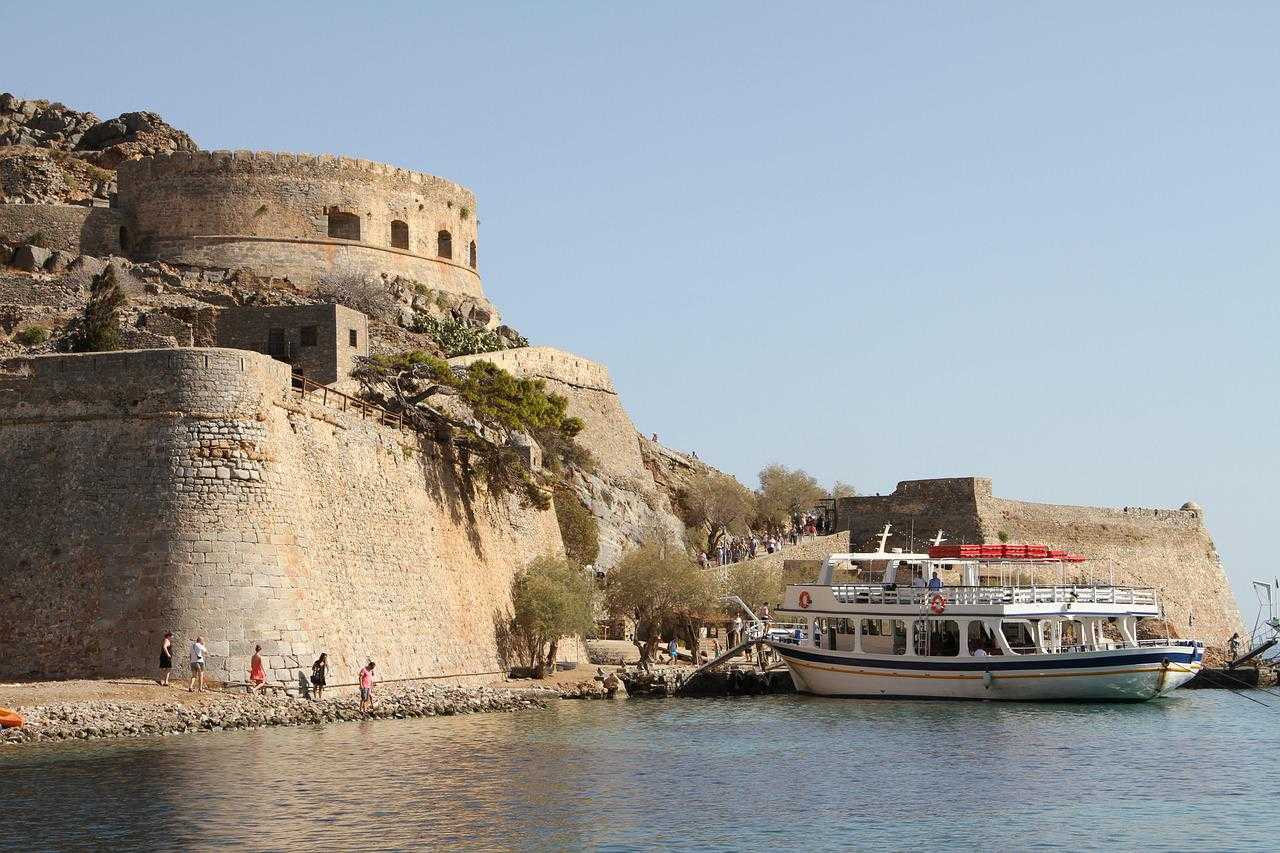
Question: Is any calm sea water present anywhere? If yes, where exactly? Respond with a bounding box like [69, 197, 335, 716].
[2, 690, 1276, 851]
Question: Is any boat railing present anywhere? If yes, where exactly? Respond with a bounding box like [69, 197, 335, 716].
[824, 584, 1159, 608]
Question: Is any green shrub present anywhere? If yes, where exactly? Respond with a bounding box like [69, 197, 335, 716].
[73, 267, 127, 352]
[554, 484, 600, 567]
[13, 325, 50, 346]
[26, 231, 49, 249]
[410, 314, 509, 357]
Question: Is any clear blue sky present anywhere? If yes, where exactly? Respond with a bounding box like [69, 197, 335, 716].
[8, 2, 1278, 626]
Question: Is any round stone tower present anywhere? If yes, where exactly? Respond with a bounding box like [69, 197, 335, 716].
[116, 150, 485, 300]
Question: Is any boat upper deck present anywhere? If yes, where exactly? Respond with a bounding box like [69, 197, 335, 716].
[778, 583, 1161, 618]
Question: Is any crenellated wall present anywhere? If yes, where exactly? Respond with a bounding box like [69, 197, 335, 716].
[117, 151, 484, 296]
[0, 348, 563, 684]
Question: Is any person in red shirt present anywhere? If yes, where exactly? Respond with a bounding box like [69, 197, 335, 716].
[249, 645, 268, 694]
[358, 661, 376, 711]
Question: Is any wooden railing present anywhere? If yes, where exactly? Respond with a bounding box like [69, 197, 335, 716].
[290, 374, 412, 432]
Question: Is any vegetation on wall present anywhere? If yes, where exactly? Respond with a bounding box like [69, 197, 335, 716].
[410, 314, 516, 357]
[352, 352, 587, 509]
[553, 483, 600, 568]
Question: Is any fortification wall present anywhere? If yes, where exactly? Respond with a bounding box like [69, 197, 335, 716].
[449, 347, 616, 393]
[0, 203, 122, 255]
[116, 151, 483, 295]
[0, 348, 563, 683]
[450, 347, 682, 567]
[835, 478, 1243, 644]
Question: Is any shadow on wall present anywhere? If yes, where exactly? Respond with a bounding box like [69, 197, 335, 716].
[408, 425, 486, 558]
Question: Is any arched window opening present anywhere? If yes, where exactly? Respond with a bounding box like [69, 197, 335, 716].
[327, 210, 361, 241]
[437, 229, 453, 259]
[468, 240, 477, 269]
[390, 220, 409, 250]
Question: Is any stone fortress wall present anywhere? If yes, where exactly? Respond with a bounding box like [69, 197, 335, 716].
[0, 348, 563, 684]
[451, 346, 683, 568]
[116, 151, 485, 299]
[0, 202, 122, 255]
[835, 477, 1243, 644]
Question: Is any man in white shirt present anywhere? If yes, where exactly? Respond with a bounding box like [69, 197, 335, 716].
[188, 635, 207, 693]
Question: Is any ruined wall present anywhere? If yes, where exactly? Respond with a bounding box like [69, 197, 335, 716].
[116, 151, 483, 296]
[836, 477, 1243, 643]
[0, 348, 563, 683]
[450, 347, 684, 567]
[0, 203, 122, 255]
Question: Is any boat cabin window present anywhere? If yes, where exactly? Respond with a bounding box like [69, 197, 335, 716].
[1058, 620, 1084, 650]
[860, 619, 907, 655]
[919, 619, 960, 657]
[1001, 621, 1037, 654]
[968, 621, 1001, 656]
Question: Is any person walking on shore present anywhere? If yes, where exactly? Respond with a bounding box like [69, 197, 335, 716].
[248, 645, 268, 695]
[158, 631, 173, 686]
[358, 661, 376, 711]
[311, 653, 328, 700]
[188, 636, 207, 693]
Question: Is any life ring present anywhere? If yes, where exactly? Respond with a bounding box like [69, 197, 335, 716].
[798, 591, 812, 609]
[0, 707, 24, 729]
[929, 593, 947, 615]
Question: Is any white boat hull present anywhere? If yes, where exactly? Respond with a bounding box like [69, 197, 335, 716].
[769, 642, 1203, 702]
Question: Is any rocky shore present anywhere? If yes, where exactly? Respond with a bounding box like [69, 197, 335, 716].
[2, 684, 549, 748]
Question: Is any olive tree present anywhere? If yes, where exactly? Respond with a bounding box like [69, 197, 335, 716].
[755, 464, 826, 533]
[604, 540, 719, 669]
[680, 471, 754, 555]
[509, 555, 596, 678]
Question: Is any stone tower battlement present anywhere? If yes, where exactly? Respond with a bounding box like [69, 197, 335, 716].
[116, 150, 484, 297]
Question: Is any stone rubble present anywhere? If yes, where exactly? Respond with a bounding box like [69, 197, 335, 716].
[1, 684, 548, 747]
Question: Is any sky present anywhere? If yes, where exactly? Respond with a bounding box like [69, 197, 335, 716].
[6, 1, 1278, 626]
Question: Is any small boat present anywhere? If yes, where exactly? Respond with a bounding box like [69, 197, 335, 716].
[768, 527, 1203, 702]
[0, 707, 24, 728]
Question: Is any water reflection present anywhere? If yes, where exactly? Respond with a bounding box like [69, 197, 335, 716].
[1, 692, 1274, 851]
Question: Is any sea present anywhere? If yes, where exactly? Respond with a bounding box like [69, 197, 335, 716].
[2, 689, 1276, 851]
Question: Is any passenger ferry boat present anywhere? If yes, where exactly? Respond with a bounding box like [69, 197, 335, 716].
[769, 528, 1204, 701]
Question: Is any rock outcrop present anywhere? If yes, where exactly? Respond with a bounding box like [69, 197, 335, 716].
[0, 93, 196, 204]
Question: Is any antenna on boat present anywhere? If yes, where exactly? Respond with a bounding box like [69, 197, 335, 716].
[930, 530, 946, 547]
[875, 523, 892, 554]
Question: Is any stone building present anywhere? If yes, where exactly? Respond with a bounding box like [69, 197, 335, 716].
[215, 304, 368, 387]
